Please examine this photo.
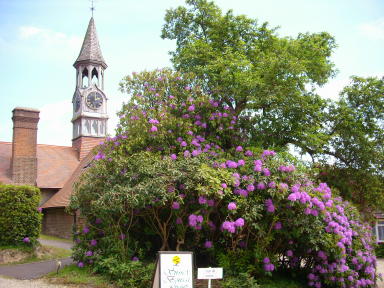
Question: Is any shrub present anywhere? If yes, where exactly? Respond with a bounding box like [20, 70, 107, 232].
[221, 272, 259, 288]
[70, 69, 378, 287]
[0, 184, 42, 246]
[92, 256, 154, 288]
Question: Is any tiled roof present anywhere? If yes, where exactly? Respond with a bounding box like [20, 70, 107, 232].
[41, 151, 94, 208]
[74, 17, 107, 68]
[0, 142, 79, 189]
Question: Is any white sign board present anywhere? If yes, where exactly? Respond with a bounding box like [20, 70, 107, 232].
[197, 268, 223, 280]
[154, 251, 194, 288]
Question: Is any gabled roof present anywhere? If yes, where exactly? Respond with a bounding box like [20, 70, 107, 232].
[74, 17, 107, 69]
[40, 150, 94, 209]
[0, 142, 79, 189]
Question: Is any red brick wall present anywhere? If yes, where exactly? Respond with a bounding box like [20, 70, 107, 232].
[72, 136, 102, 161]
[11, 108, 39, 185]
[42, 207, 74, 239]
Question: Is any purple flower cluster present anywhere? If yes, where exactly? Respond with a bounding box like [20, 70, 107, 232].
[265, 199, 275, 213]
[221, 217, 245, 234]
[263, 257, 275, 272]
[189, 214, 203, 229]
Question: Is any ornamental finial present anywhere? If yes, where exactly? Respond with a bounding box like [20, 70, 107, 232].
[90, 0, 95, 17]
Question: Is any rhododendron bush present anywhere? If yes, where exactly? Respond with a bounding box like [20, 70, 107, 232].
[70, 69, 378, 287]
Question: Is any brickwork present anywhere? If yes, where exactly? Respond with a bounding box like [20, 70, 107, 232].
[11, 107, 40, 185]
[72, 136, 102, 160]
[42, 208, 74, 239]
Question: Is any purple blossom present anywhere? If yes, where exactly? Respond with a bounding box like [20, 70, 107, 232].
[257, 182, 266, 190]
[226, 160, 238, 168]
[204, 241, 213, 248]
[198, 196, 207, 205]
[244, 150, 253, 156]
[83, 226, 90, 234]
[132, 256, 139, 261]
[90, 239, 97, 246]
[265, 199, 275, 213]
[236, 146, 243, 152]
[264, 263, 275, 272]
[274, 222, 282, 230]
[235, 218, 245, 227]
[263, 257, 271, 264]
[85, 251, 93, 257]
[23, 237, 30, 243]
[188, 105, 195, 112]
[148, 118, 159, 124]
[172, 202, 180, 210]
[170, 154, 177, 160]
[247, 184, 255, 192]
[262, 168, 271, 176]
[222, 221, 236, 233]
[228, 202, 237, 210]
[150, 126, 158, 132]
[77, 262, 84, 268]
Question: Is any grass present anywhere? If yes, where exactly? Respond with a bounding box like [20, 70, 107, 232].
[259, 272, 308, 288]
[0, 244, 72, 265]
[39, 233, 73, 243]
[45, 264, 115, 288]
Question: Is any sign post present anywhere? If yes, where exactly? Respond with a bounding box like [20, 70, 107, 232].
[152, 251, 194, 288]
[197, 267, 223, 288]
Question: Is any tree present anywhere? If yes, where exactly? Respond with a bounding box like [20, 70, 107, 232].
[161, 0, 384, 214]
[317, 76, 384, 214]
[161, 0, 336, 150]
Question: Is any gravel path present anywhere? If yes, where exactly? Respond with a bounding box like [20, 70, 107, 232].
[38, 239, 73, 250]
[0, 258, 73, 280]
[0, 277, 73, 288]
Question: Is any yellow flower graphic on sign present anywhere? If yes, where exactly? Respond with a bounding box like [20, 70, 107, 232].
[172, 255, 181, 265]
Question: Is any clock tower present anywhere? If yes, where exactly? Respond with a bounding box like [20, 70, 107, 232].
[72, 17, 108, 160]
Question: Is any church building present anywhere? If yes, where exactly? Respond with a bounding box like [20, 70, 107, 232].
[0, 17, 108, 238]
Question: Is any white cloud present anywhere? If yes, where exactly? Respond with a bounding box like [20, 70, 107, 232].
[38, 100, 73, 146]
[316, 77, 350, 100]
[18, 25, 82, 51]
[358, 18, 384, 40]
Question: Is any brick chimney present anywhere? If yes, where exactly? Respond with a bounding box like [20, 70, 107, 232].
[11, 107, 40, 185]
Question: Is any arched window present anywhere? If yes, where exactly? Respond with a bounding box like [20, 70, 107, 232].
[92, 67, 99, 86]
[82, 68, 89, 88]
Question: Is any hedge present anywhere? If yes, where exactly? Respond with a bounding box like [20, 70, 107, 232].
[0, 184, 42, 246]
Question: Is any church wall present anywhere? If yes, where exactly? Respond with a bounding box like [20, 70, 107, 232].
[42, 207, 74, 239]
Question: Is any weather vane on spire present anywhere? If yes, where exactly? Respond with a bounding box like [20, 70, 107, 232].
[90, 0, 95, 17]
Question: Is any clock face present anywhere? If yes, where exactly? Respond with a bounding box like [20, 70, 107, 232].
[75, 95, 81, 112]
[86, 92, 103, 109]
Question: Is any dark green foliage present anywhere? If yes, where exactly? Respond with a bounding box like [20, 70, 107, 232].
[221, 272, 260, 288]
[92, 257, 155, 288]
[161, 0, 336, 151]
[0, 184, 42, 246]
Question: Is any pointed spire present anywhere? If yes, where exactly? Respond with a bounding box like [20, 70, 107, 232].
[74, 17, 107, 68]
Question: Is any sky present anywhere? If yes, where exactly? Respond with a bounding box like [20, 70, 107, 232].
[0, 0, 383, 146]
